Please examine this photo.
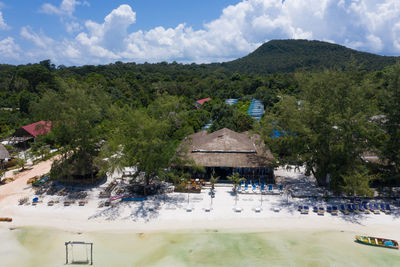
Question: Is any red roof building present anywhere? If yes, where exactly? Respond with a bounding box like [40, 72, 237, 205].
[14, 121, 52, 139]
[194, 98, 211, 108]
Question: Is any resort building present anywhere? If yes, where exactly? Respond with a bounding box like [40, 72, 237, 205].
[9, 121, 52, 147]
[180, 128, 275, 183]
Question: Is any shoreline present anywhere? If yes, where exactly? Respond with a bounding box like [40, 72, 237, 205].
[1, 161, 399, 239]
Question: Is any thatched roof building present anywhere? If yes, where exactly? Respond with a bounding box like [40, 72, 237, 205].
[0, 144, 10, 161]
[182, 128, 275, 168]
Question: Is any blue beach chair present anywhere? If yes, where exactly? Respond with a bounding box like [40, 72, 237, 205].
[385, 204, 391, 214]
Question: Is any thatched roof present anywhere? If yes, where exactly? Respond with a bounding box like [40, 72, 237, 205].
[181, 128, 274, 168]
[0, 144, 10, 160]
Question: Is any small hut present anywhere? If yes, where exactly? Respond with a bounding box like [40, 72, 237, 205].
[0, 144, 10, 169]
[180, 128, 275, 183]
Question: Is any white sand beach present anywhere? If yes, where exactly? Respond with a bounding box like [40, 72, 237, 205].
[1, 161, 400, 266]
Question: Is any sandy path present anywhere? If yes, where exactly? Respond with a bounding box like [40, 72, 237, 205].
[0, 157, 54, 203]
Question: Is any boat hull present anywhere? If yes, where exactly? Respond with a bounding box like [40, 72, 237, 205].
[355, 235, 399, 249]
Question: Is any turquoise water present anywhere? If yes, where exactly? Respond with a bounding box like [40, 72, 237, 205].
[5, 228, 400, 267]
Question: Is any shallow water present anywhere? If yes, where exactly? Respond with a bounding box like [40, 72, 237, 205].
[4, 227, 400, 267]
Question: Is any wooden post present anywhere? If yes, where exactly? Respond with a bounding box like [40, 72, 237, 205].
[90, 243, 93, 265]
[65, 242, 68, 264]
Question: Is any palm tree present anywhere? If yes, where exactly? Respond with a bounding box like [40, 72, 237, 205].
[209, 175, 219, 190]
[227, 173, 246, 206]
[15, 156, 27, 172]
[227, 173, 245, 193]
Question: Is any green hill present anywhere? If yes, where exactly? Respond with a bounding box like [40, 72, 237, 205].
[221, 39, 399, 74]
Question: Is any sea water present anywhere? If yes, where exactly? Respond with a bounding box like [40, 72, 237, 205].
[4, 227, 400, 267]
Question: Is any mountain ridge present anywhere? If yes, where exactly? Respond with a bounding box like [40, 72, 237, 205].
[220, 39, 399, 74]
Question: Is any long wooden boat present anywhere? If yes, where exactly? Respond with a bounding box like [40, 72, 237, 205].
[355, 235, 399, 249]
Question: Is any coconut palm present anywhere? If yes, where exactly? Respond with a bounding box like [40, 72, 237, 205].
[227, 173, 246, 193]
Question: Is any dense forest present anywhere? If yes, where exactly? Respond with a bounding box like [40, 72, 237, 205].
[1, 39, 399, 196]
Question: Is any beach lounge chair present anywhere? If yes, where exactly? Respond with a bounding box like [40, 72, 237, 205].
[244, 183, 249, 193]
[374, 204, 381, 214]
[327, 206, 332, 213]
[301, 206, 309, 214]
[347, 204, 353, 213]
[47, 200, 54, 206]
[32, 197, 39, 206]
[185, 205, 193, 212]
[332, 206, 338, 215]
[252, 184, 256, 193]
[362, 203, 370, 214]
[237, 186, 242, 193]
[298, 205, 303, 212]
[380, 204, 385, 212]
[255, 206, 262, 212]
[313, 206, 318, 213]
[359, 204, 365, 213]
[234, 206, 242, 212]
[273, 207, 280, 212]
[352, 204, 359, 213]
[261, 183, 265, 193]
[279, 185, 283, 194]
[340, 204, 349, 215]
[385, 204, 391, 214]
[318, 207, 325, 216]
[268, 184, 273, 193]
[368, 203, 375, 212]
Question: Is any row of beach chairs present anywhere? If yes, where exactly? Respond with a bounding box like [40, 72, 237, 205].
[237, 181, 283, 194]
[298, 203, 392, 216]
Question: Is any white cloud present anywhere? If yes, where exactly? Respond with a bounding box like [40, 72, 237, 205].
[11, 1, 400, 65]
[21, 26, 55, 49]
[40, 0, 87, 17]
[0, 37, 21, 61]
[0, 10, 9, 30]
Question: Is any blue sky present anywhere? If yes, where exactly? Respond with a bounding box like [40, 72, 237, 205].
[0, 0, 400, 65]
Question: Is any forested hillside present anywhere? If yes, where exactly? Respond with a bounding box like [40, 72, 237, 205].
[222, 40, 399, 74]
[1, 39, 400, 194]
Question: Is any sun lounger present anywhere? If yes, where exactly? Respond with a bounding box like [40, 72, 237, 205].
[318, 207, 325, 216]
[268, 184, 273, 193]
[359, 204, 365, 213]
[252, 184, 256, 192]
[362, 203, 370, 214]
[380, 204, 385, 212]
[298, 205, 303, 212]
[385, 204, 391, 214]
[64, 201, 71, 206]
[368, 203, 374, 212]
[374, 204, 380, 214]
[327, 206, 332, 213]
[255, 206, 261, 212]
[32, 197, 39, 206]
[204, 206, 212, 212]
[352, 204, 359, 213]
[332, 205, 338, 215]
[347, 204, 353, 213]
[244, 183, 249, 193]
[273, 207, 280, 212]
[340, 204, 349, 215]
[47, 200, 54, 206]
[185, 205, 193, 212]
[313, 206, 318, 213]
[301, 206, 309, 214]
[261, 183, 265, 193]
[234, 206, 242, 212]
[279, 185, 283, 194]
